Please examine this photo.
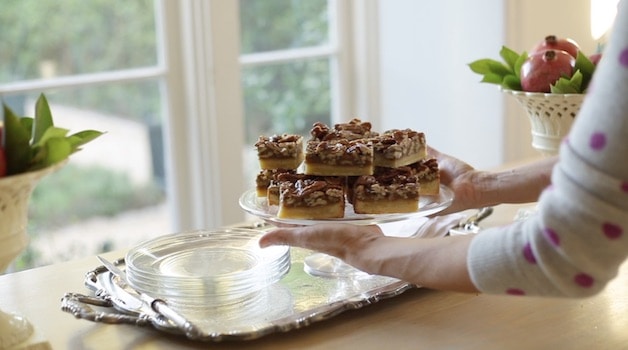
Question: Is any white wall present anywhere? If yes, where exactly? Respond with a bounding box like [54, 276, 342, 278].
[377, 0, 505, 169]
[376, 0, 597, 169]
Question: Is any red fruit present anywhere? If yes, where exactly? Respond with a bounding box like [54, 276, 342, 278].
[590, 53, 602, 65]
[531, 35, 581, 58]
[0, 146, 6, 177]
[520, 50, 576, 93]
[0, 126, 4, 177]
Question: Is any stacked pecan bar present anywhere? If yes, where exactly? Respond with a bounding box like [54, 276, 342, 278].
[254, 118, 440, 219]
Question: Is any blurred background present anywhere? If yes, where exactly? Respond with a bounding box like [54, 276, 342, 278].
[0, 0, 616, 271]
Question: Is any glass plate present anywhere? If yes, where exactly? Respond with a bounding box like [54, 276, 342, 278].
[238, 184, 454, 226]
[125, 228, 290, 304]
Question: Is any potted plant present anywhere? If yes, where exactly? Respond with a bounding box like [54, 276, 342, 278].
[0, 93, 102, 348]
[468, 35, 598, 156]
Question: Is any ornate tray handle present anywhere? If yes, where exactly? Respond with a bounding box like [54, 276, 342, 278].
[61, 292, 152, 327]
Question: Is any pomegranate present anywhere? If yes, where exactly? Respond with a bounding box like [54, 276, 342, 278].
[531, 35, 581, 58]
[0, 146, 6, 177]
[520, 49, 576, 93]
[589, 53, 603, 65]
[0, 126, 5, 177]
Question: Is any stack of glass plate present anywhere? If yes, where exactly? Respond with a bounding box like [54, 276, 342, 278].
[124, 228, 290, 312]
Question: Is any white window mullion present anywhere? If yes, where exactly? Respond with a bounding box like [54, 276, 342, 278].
[163, 0, 245, 231]
[345, 0, 381, 129]
[329, 0, 344, 125]
[239, 45, 338, 67]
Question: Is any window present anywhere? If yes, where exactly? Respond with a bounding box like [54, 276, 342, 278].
[1, 0, 363, 272]
[239, 0, 336, 185]
[1, 0, 172, 271]
[164, 1, 364, 230]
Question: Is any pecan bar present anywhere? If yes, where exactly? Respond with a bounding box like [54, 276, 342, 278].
[255, 168, 296, 198]
[408, 158, 440, 195]
[255, 134, 304, 170]
[371, 129, 427, 168]
[304, 139, 374, 176]
[277, 175, 346, 219]
[351, 166, 420, 214]
[309, 118, 378, 141]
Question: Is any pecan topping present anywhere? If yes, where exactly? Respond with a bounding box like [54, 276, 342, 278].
[255, 134, 303, 159]
[409, 158, 440, 181]
[306, 139, 373, 166]
[371, 129, 426, 160]
[309, 118, 378, 141]
[279, 176, 345, 207]
[352, 166, 420, 201]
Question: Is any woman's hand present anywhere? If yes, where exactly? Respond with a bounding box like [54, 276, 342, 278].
[429, 146, 556, 213]
[428, 146, 482, 214]
[259, 223, 478, 292]
[259, 223, 385, 274]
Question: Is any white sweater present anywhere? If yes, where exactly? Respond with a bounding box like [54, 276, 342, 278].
[468, 0, 628, 297]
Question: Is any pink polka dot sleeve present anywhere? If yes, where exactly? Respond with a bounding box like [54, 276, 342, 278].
[467, 0, 628, 297]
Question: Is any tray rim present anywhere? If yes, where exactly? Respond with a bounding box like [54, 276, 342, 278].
[72, 249, 417, 342]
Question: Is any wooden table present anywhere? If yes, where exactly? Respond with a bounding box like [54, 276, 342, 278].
[2, 203, 627, 349]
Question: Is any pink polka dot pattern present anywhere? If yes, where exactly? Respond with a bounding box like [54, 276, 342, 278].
[602, 222, 623, 239]
[543, 228, 560, 246]
[589, 132, 607, 150]
[523, 243, 537, 264]
[506, 288, 526, 296]
[619, 48, 628, 67]
[574, 273, 594, 288]
[621, 182, 628, 193]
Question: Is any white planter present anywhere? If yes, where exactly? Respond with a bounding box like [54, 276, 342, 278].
[502, 89, 584, 156]
[0, 160, 65, 349]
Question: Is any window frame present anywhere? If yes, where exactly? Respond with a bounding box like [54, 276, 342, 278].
[0, 0, 381, 232]
[164, 0, 380, 230]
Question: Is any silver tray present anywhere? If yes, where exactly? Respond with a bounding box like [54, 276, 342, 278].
[61, 245, 415, 342]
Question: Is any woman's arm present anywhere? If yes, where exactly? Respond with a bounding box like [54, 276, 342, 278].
[259, 223, 478, 292]
[431, 146, 556, 214]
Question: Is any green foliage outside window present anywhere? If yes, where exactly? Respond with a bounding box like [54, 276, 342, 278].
[239, 0, 332, 142]
[0, 0, 159, 121]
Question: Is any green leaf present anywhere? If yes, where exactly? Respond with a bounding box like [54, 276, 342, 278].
[19, 117, 34, 141]
[574, 52, 595, 91]
[502, 75, 522, 91]
[513, 51, 528, 79]
[3, 104, 32, 175]
[2, 93, 104, 175]
[67, 130, 104, 151]
[468, 59, 512, 77]
[499, 46, 521, 71]
[469, 46, 524, 89]
[33, 93, 54, 145]
[551, 71, 583, 93]
[570, 70, 584, 88]
[480, 73, 504, 84]
[33, 126, 69, 148]
[29, 137, 72, 171]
